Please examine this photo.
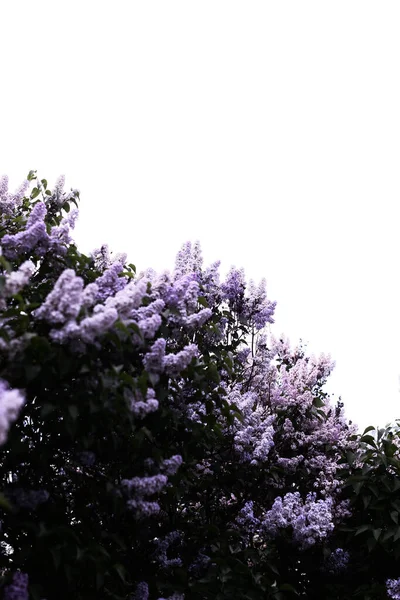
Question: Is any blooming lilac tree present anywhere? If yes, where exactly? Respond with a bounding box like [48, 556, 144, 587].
[0, 171, 398, 600]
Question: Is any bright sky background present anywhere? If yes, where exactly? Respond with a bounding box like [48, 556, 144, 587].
[1, 1, 400, 433]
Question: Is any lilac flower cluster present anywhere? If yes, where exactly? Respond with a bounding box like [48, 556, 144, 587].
[235, 501, 261, 540]
[3, 571, 29, 600]
[49, 174, 80, 208]
[189, 549, 211, 576]
[7, 487, 49, 510]
[143, 339, 199, 379]
[0, 260, 35, 311]
[121, 474, 168, 518]
[124, 387, 159, 419]
[91, 244, 127, 273]
[1, 201, 49, 259]
[262, 492, 334, 549]
[0, 175, 29, 216]
[160, 455, 183, 476]
[0, 379, 26, 446]
[387, 578, 400, 600]
[323, 548, 350, 574]
[94, 260, 128, 302]
[226, 388, 275, 464]
[153, 531, 183, 569]
[133, 583, 184, 600]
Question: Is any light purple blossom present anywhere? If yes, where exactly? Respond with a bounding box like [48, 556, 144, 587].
[3, 571, 29, 600]
[2, 260, 35, 297]
[133, 582, 149, 600]
[125, 387, 159, 419]
[163, 344, 199, 377]
[138, 314, 162, 339]
[1, 220, 49, 260]
[0, 379, 26, 446]
[323, 548, 350, 574]
[262, 491, 334, 549]
[160, 455, 183, 476]
[143, 338, 166, 374]
[33, 269, 84, 324]
[387, 578, 400, 600]
[153, 531, 183, 569]
[183, 307, 212, 328]
[95, 261, 128, 302]
[174, 240, 203, 278]
[122, 474, 168, 517]
[0, 176, 29, 215]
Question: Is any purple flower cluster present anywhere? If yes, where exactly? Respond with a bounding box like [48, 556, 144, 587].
[143, 339, 198, 378]
[2, 204, 49, 259]
[387, 579, 400, 600]
[125, 387, 159, 419]
[323, 548, 350, 574]
[121, 474, 168, 518]
[0, 175, 29, 216]
[0, 260, 35, 311]
[153, 531, 183, 569]
[0, 378, 26, 446]
[91, 244, 127, 273]
[226, 389, 275, 464]
[262, 492, 334, 549]
[3, 571, 29, 600]
[160, 455, 183, 476]
[94, 260, 128, 302]
[7, 487, 49, 510]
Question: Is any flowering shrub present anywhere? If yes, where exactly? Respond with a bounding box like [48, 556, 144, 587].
[0, 172, 398, 599]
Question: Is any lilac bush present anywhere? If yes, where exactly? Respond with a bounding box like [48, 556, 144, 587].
[0, 171, 394, 599]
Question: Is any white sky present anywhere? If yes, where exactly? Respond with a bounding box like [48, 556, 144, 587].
[1, 1, 400, 432]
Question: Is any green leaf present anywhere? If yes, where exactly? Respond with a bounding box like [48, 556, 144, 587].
[31, 187, 40, 199]
[373, 528, 382, 541]
[68, 405, 79, 420]
[362, 425, 376, 436]
[355, 524, 371, 536]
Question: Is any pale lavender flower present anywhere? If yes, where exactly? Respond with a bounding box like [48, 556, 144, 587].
[160, 455, 183, 476]
[49, 208, 79, 254]
[184, 308, 212, 328]
[143, 338, 166, 373]
[95, 261, 127, 302]
[0, 174, 9, 196]
[0, 379, 26, 446]
[122, 474, 168, 496]
[133, 581, 149, 600]
[98, 279, 149, 319]
[3, 571, 29, 600]
[122, 473, 168, 518]
[26, 201, 46, 227]
[163, 344, 199, 377]
[33, 269, 84, 324]
[236, 501, 260, 535]
[126, 387, 159, 419]
[189, 550, 211, 576]
[1, 221, 49, 260]
[3, 261, 35, 297]
[153, 531, 183, 569]
[81, 283, 99, 308]
[221, 266, 246, 304]
[323, 548, 350, 574]
[387, 579, 400, 600]
[174, 240, 203, 278]
[262, 491, 334, 549]
[138, 314, 162, 339]
[77, 308, 119, 342]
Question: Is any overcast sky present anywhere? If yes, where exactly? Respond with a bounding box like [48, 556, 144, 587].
[1, 1, 400, 432]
